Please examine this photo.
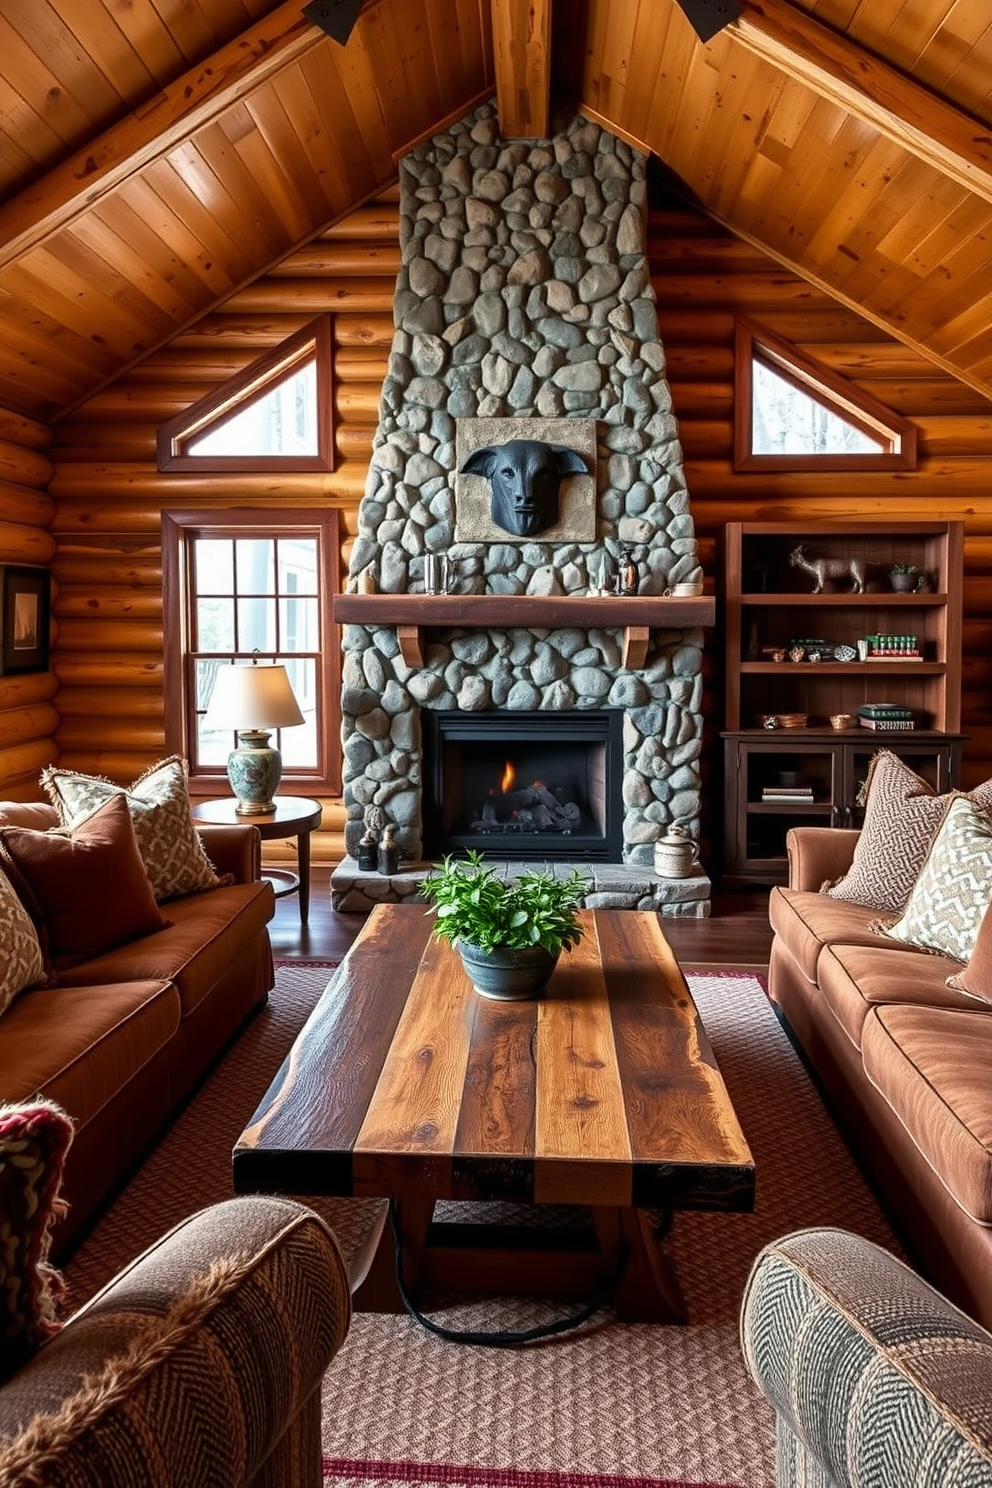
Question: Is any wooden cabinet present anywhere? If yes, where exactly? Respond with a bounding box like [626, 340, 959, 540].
[720, 521, 965, 889]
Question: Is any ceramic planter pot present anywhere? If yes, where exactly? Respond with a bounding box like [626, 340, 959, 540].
[456, 941, 560, 1000]
[889, 571, 917, 591]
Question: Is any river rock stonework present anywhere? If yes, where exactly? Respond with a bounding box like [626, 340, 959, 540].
[340, 102, 708, 903]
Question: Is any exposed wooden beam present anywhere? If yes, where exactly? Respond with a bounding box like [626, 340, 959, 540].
[492, 0, 552, 139]
[733, 0, 992, 207]
[0, 0, 341, 271]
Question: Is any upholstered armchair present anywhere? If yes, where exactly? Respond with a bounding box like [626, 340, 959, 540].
[0, 1196, 351, 1486]
[741, 1228, 992, 1486]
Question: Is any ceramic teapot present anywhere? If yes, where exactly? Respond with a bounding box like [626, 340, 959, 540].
[654, 824, 699, 879]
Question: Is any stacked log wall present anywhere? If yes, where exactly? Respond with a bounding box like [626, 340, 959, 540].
[0, 409, 58, 799]
[34, 171, 992, 866]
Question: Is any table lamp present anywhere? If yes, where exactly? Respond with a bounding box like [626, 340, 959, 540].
[203, 660, 304, 814]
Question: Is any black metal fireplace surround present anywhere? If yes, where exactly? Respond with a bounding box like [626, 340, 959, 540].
[421, 709, 624, 862]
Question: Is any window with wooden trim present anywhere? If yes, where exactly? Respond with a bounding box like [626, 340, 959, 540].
[157, 317, 334, 473]
[162, 510, 341, 797]
[734, 317, 917, 472]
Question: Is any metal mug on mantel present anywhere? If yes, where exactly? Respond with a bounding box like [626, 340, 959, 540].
[654, 824, 700, 879]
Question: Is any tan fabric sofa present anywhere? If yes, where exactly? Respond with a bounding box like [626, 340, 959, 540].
[0, 800, 275, 1254]
[768, 825, 992, 1332]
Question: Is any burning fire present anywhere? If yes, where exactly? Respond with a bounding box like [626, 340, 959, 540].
[501, 760, 515, 793]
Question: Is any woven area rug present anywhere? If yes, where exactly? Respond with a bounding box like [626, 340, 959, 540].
[63, 964, 901, 1488]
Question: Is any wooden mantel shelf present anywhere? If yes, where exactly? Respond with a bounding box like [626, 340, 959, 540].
[333, 592, 716, 669]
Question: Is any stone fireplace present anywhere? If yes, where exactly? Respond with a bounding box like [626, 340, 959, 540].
[331, 102, 712, 916]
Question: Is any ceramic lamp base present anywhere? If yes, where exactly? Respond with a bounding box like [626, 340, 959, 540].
[227, 730, 282, 815]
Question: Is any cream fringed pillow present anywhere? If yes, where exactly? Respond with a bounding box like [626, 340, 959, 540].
[0, 865, 45, 1015]
[41, 756, 225, 903]
[874, 795, 992, 962]
[825, 751, 992, 913]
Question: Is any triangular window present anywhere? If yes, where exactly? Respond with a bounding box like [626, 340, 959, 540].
[157, 316, 334, 473]
[734, 317, 917, 471]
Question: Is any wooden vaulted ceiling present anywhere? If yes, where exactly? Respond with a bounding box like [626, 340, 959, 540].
[2, 0, 992, 424]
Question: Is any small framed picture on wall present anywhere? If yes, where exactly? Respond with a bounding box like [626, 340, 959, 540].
[0, 565, 51, 676]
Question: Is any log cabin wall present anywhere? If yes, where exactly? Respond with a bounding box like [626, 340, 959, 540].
[38, 165, 992, 870]
[0, 408, 59, 800]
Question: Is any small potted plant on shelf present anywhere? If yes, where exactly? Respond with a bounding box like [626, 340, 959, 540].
[889, 562, 920, 592]
[419, 850, 590, 1001]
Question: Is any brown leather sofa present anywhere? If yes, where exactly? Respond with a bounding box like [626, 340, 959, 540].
[0, 800, 275, 1253]
[768, 825, 992, 1332]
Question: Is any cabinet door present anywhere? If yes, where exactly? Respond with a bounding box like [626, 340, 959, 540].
[723, 737, 841, 888]
[839, 740, 962, 825]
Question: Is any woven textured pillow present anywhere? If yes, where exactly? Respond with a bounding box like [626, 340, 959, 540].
[0, 1099, 74, 1379]
[825, 751, 992, 913]
[0, 864, 44, 1016]
[0, 794, 169, 970]
[41, 756, 225, 902]
[875, 795, 992, 961]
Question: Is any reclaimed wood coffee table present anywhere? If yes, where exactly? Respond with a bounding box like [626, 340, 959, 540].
[233, 903, 754, 1324]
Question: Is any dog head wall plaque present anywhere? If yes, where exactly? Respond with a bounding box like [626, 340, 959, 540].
[455, 418, 597, 543]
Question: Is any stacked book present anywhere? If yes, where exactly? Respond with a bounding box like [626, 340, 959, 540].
[761, 784, 815, 803]
[858, 703, 915, 730]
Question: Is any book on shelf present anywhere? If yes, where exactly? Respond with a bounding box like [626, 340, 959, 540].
[857, 703, 914, 720]
[859, 717, 915, 730]
[761, 788, 814, 801]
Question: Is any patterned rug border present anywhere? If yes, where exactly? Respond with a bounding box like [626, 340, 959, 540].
[322, 1458, 745, 1488]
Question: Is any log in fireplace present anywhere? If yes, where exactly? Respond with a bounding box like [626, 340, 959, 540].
[422, 709, 624, 862]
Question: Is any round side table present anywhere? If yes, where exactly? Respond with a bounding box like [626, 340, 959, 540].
[191, 796, 322, 924]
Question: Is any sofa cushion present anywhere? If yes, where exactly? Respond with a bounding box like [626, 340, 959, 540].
[947, 903, 992, 1004]
[41, 757, 227, 903]
[875, 796, 992, 962]
[0, 1100, 73, 1379]
[0, 796, 169, 971]
[769, 886, 882, 985]
[862, 1004, 992, 1225]
[824, 752, 992, 913]
[53, 882, 274, 1021]
[0, 865, 44, 1016]
[0, 981, 180, 1126]
[817, 941, 980, 1050]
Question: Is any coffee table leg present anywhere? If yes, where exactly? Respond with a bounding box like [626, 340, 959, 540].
[592, 1207, 688, 1324]
[353, 1193, 435, 1314]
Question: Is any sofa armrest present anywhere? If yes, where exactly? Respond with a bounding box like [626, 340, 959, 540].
[741, 1228, 992, 1487]
[785, 826, 860, 891]
[0, 1197, 350, 1486]
[197, 821, 261, 882]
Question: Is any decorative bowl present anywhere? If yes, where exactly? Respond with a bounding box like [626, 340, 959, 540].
[762, 647, 787, 663]
[777, 713, 808, 728]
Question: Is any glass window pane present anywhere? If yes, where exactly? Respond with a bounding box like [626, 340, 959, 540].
[752, 361, 884, 456]
[277, 537, 318, 593]
[188, 361, 318, 457]
[236, 539, 275, 594]
[279, 659, 317, 767]
[194, 538, 233, 592]
[237, 597, 277, 652]
[196, 597, 234, 652]
[279, 596, 319, 651]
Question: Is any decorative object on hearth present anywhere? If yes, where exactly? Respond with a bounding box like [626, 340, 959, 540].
[789, 544, 866, 594]
[419, 850, 589, 1001]
[202, 658, 305, 814]
[889, 562, 920, 592]
[357, 827, 377, 872]
[654, 824, 700, 879]
[376, 823, 399, 876]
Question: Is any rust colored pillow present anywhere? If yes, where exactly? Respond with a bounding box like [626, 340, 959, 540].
[0, 794, 169, 970]
[947, 903, 992, 1004]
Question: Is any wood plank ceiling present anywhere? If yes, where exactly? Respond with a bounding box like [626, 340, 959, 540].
[1, 0, 991, 423]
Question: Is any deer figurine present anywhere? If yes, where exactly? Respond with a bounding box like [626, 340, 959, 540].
[789, 543, 867, 594]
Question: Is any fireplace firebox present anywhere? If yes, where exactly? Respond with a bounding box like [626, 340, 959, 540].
[422, 710, 624, 861]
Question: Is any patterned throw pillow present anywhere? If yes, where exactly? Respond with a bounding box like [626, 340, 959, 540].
[0, 1100, 74, 1379]
[41, 756, 225, 903]
[825, 751, 992, 913]
[0, 795, 169, 970]
[875, 795, 992, 961]
[947, 902, 992, 1003]
[0, 865, 45, 1017]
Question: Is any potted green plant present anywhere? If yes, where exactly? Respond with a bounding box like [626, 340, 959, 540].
[419, 850, 590, 1000]
[889, 562, 920, 592]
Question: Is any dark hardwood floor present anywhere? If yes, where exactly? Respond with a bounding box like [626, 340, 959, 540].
[269, 868, 774, 970]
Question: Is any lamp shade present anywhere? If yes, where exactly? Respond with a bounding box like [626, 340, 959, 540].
[203, 663, 304, 732]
